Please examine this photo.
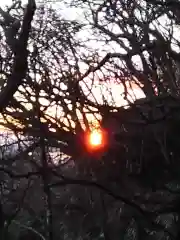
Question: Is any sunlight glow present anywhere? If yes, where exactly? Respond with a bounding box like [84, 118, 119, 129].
[89, 129, 103, 147]
[85, 128, 107, 153]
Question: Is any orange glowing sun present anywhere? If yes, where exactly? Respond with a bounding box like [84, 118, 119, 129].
[89, 130, 103, 147]
[85, 128, 107, 152]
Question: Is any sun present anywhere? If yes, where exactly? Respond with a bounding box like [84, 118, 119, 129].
[84, 128, 107, 152]
[89, 129, 103, 147]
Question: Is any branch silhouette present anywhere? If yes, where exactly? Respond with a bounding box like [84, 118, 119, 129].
[0, 0, 36, 112]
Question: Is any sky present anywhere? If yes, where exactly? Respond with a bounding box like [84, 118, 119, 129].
[0, 0, 145, 108]
[3, 0, 179, 131]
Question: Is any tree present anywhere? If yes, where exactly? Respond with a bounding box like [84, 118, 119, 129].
[0, 0, 180, 239]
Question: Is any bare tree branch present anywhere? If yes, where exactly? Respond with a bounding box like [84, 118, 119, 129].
[0, 0, 36, 112]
